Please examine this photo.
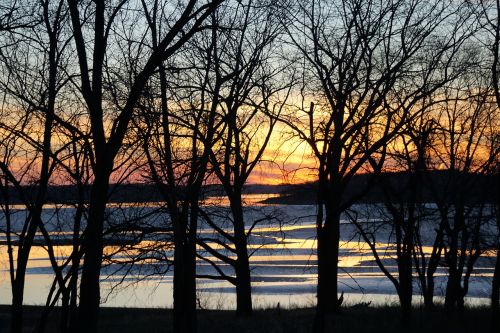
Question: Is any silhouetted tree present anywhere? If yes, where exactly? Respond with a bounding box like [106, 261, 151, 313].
[348, 121, 430, 316]
[427, 80, 497, 311]
[478, 2, 500, 330]
[0, 1, 75, 330]
[136, 4, 226, 330]
[280, 0, 472, 330]
[190, 0, 292, 315]
[65, 0, 222, 331]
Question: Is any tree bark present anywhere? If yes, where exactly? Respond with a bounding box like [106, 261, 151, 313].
[398, 253, 413, 316]
[77, 167, 110, 333]
[491, 210, 500, 333]
[422, 226, 444, 310]
[445, 203, 466, 311]
[173, 204, 198, 333]
[492, 244, 500, 332]
[423, 276, 435, 309]
[231, 193, 252, 315]
[234, 258, 252, 315]
[445, 267, 461, 310]
[173, 241, 197, 333]
[10, 278, 25, 333]
[314, 209, 341, 332]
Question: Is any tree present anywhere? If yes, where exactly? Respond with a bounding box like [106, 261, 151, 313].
[426, 78, 497, 310]
[281, 0, 473, 330]
[192, 0, 291, 315]
[0, 0, 74, 330]
[136, 3, 226, 330]
[347, 128, 431, 317]
[480, 1, 500, 330]
[65, 0, 223, 330]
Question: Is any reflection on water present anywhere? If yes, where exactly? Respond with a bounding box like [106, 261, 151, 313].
[0, 201, 495, 309]
[200, 194, 281, 206]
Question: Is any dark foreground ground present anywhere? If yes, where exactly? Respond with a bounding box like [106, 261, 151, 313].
[0, 305, 497, 333]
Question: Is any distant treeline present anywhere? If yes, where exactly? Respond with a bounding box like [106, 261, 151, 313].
[1, 171, 496, 206]
[263, 171, 499, 205]
[0, 182, 286, 205]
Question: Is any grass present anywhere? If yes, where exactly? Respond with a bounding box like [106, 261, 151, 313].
[0, 304, 496, 333]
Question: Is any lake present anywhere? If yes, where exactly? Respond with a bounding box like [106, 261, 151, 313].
[0, 197, 495, 309]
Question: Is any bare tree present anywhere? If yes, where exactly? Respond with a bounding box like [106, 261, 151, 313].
[280, 0, 472, 330]
[138, 64, 219, 333]
[188, 0, 292, 315]
[64, 0, 222, 331]
[425, 77, 498, 310]
[349, 41, 497, 320]
[347, 129, 430, 317]
[0, 1, 76, 331]
[480, 2, 500, 331]
[135, 4, 227, 331]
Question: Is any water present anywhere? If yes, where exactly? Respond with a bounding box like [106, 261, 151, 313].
[0, 199, 495, 309]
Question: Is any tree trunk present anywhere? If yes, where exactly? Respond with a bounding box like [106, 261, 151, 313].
[314, 209, 341, 332]
[491, 240, 500, 332]
[173, 242, 197, 333]
[9, 113, 52, 333]
[445, 209, 467, 311]
[398, 263, 412, 331]
[10, 213, 44, 333]
[60, 291, 70, 333]
[445, 269, 461, 310]
[398, 256, 413, 316]
[445, 213, 459, 309]
[173, 208, 197, 333]
[423, 278, 435, 309]
[10, 279, 25, 333]
[235, 252, 252, 315]
[423, 229, 443, 310]
[231, 195, 252, 315]
[77, 168, 110, 333]
[68, 197, 83, 332]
